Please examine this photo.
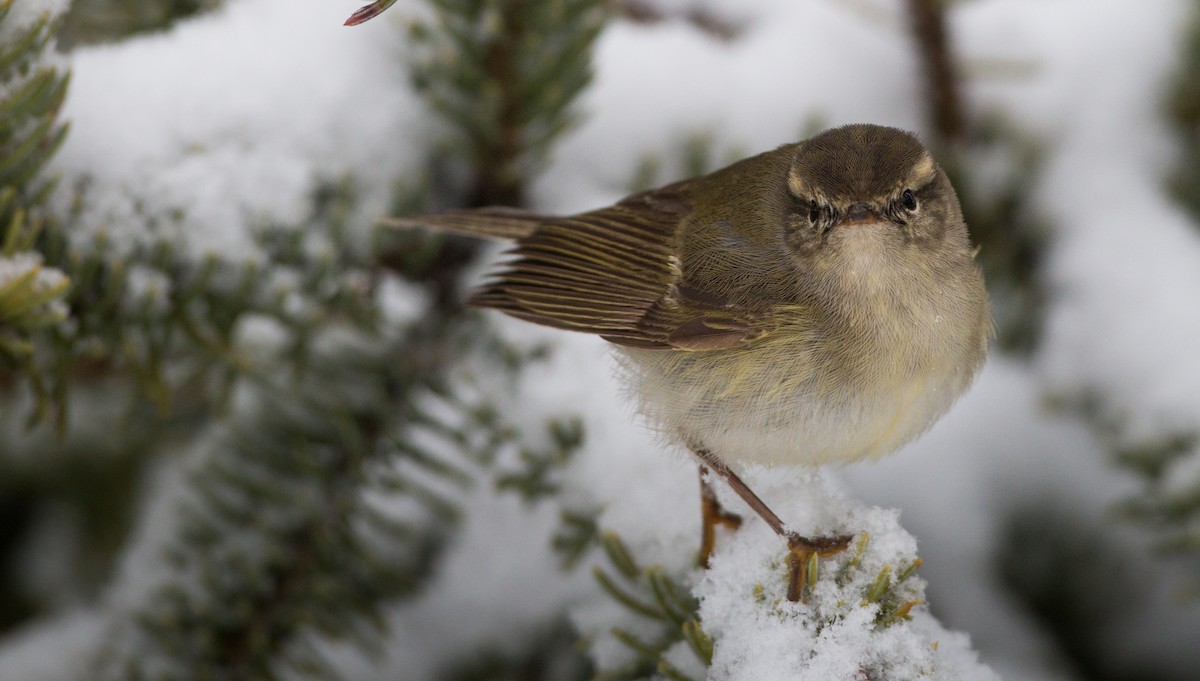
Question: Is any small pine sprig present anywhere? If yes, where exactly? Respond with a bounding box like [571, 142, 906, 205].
[404, 331, 586, 503]
[589, 531, 712, 681]
[87, 248, 583, 679]
[0, 0, 71, 372]
[0, 228, 68, 356]
[92, 322, 469, 680]
[0, 2, 70, 200]
[493, 415, 585, 500]
[839, 533, 925, 628]
[0, 3, 70, 326]
[0, 254, 67, 354]
[16, 180, 382, 429]
[552, 507, 600, 570]
[576, 527, 929, 680]
[10, 173, 467, 433]
[1166, 0, 1200, 222]
[1103, 0, 1200, 585]
[1115, 432, 1200, 571]
[1046, 390, 1200, 593]
[406, 0, 610, 206]
[758, 532, 925, 630]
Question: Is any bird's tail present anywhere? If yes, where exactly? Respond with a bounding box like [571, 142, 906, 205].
[383, 207, 547, 242]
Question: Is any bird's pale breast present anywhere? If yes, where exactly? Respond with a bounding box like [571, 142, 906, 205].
[616, 257, 988, 467]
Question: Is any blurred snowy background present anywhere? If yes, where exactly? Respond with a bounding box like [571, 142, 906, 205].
[1, 0, 1199, 680]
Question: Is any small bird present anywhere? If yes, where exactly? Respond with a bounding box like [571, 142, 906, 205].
[389, 124, 991, 601]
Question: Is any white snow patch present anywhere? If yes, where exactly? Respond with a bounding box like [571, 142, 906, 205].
[51, 0, 433, 260]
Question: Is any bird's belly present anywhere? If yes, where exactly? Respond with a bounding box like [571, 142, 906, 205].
[617, 336, 975, 467]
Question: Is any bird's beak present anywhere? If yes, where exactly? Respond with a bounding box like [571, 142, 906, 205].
[839, 202, 880, 227]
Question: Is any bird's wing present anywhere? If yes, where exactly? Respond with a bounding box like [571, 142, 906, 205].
[384, 207, 549, 241]
[610, 284, 767, 350]
[465, 183, 765, 351]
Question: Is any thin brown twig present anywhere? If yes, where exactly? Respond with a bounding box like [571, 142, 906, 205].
[904, 0, 965, 145]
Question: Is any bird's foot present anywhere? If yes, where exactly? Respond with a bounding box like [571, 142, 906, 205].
[699, 467, 743, 568]
[699, 490, 743, 568]
[689, 450, 852, 599]
[785, 532, 853, 603]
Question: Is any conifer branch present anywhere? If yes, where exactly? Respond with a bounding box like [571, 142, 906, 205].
[1095, 0, 1200, 588]
[55, 0, 222, 49]
[406, 0, 609, 207]
[0, 2, 71, 421]
[94, 331, 462, 679]
[904, 0, 964, 146]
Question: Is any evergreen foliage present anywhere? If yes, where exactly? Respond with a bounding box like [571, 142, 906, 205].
[1167, 2, 1200, 221]
[56, 0, 223, 48]
[587, 532, 712, 681]
[995, 501, 1168, 681]
[2, 0, 610, 678]
[86, 183, 470, 679]
[4, 2, 1197, 680]
[1116, 433, 1200, 563]
[0, 0, 70, 386]
[405, 0, 609, 206]
[439, 621, 591, 681]
[379, 0, 611, 314]
[579, 529, 929, 681]
[1056, 390, 1200, 594]
[1096, 0, 1200, 587]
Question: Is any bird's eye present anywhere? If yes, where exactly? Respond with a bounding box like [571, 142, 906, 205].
[808, 199, 821, 224]
[901, 189, 917, 211]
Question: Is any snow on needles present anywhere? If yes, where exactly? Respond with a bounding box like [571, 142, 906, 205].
[1024, 0, 1200, 438]
[697, 478, 998, 681]
[0, 253, 69, 323]
[51, 0, 431, 261]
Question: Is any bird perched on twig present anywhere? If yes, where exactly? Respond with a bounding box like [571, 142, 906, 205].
[388, 124, 991, 601]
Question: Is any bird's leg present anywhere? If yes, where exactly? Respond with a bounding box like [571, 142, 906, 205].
[698, 466, 743, 568]
[691, 447, 853, 602]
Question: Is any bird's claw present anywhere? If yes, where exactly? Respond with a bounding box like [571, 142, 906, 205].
[785, 532, 853, 602]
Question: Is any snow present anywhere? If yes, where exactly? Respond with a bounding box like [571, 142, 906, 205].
[327, 479, 592, 681]
[843, 357, 1118, 681]
[4, 0, 1200, 679]
[542, 0, 923, 211]
[50, 0, 432, 260]
[696, 476, 997, 681]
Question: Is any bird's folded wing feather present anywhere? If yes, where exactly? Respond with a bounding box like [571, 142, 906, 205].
[395, 184, 765, 351]
[383, 207, 550, 241]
